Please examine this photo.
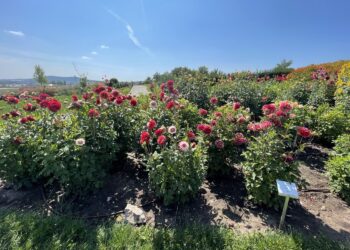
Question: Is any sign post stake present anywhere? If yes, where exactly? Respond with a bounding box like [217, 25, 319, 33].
[276, 179, 299, 229]
[279, 196, 290, 229]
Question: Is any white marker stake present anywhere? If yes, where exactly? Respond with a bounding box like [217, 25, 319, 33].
[276, 180, 299, 229]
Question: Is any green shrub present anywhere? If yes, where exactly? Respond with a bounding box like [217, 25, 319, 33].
[242, 130, 302, 208]
[147, 144, 207, 205]
[326, 154, 350, 203]
[314, 104, 349, 144]
[333, 134, 350, 156]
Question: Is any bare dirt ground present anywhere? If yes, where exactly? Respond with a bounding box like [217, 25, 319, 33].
[0, 144, 349, 242]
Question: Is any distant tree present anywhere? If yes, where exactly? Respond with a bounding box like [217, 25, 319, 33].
[272, 59, 293, 73]
[198, 66, 209, 75]
[79, 75, 88, 93]
[33, 65, 48, 92]
[108, 78, 119, 88]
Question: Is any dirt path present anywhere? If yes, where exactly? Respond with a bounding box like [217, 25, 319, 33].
[129, 85, 148, 96]
[0, 145, 349, 242]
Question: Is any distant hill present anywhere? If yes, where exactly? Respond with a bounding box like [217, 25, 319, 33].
[0, 76, 86, 86]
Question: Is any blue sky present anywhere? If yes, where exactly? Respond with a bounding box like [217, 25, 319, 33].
[0, 0, 349, 81]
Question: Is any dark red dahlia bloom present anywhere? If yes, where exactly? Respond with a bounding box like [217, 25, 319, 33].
[283, 153, 294, 163]
[210, 96, 218, 105]
[96, 97, 101, 105]
[111, 90, 120, 97]
[233, 102, 241, 110]
[19, 117, 29, 124]
[107, 86, 113, 92]
[93, 85, 106, 94]
[157, 135, 167, 145]
[276, 110, 287, 117]
[262, 103, 276, 115]
[10, 110, 21, 117]
[160, 83, 165, 91]
[40, 99, 50, 108]
[6, 96, 19, 104]
[82, 92, 92, 100]
[26, 115, 35, 121]
[47, 99, 61, 112]
[115, 97, 124, 105]
[198, 108, 208, 116]
[187, 131, 196, 140]
[214, 112, 222, 118]
[23, 103, 36, 112]
[166, 100, 175, 109]
[155, 128, 164, 136]
[297, 127, 312, 138]
[279, 101, 292, 113]
[210, 119, 217, 126]
[147, 119, 157, 130]
[130, 98, 138, 106]
[140, 131, 150, 144]
[215, 139, 224, 149]
[71, 95, 78, 102]
[237, 116, 246, 124]
[197, 124, 212, 135]
[99, 91, 110, 99]
[160, 92, 165, 101]
[38, 93, 50, 100]
[88, 109, 100, 118]
[233, 133, 247, 145]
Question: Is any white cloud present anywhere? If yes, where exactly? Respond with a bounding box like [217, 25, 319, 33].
[81, 56, 91, 60]
[100, 45, 109, 49]
[4, 30, 25, 37]
[106, 9, 152, 56]
[91, 51, 98, 55]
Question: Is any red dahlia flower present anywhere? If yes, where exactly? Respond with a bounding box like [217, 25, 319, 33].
[166, 100, 175, 109]
[88, 109, 100, 118]
[197, 124, 212, 135]
[107, 87, 113, 92]
[233, 133, 247, 145]
[38, 93, 50, 100]
[198, 108, 208, 116]
[47, 99, 61, 112]
[276, 110, 287, 117]
[27, 115, 35, 121]
[111, 90, 120, 97]
[215, 139, 224, 149]
[157, 135, 167, 145]
[214, 112, 222, 118]
[297, 127, 312, 138]
[279, 101, 292, 113]
[6, 96, 19, 104]
[10, 110, 21, 117]
[99, 91, 110, 99]
[233, 102, 241, 110]
[155, 128, 165, 136]
[147, 119, 157, 130]
[187, 131, 196, 140]
[210, 96, 218, 105]
[23, 103, 36, 112]
[130, 98, 138, 106]
[262, 103, 276, 115]
[210, 119, 217, 126]
[93, 85, 106, 94]
[71, 95, 78, 102]
[140, 131, 150, 144]
[19, 117, 28, 124]
[237, 116, 246, 124]
[96, 97, 101, 105]
[40, 99, 50, 108]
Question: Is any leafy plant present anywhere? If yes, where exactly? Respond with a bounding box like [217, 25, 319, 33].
[242, 130, 303, 208]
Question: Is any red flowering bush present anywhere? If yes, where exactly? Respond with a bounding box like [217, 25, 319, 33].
[198, 103, 251, 175]
[138, 115, 208, 205]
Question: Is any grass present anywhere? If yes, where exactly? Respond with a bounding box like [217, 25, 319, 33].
[0, 210, 348, 250]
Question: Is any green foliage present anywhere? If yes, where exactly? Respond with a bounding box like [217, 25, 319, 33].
[147, 144, 207, 205]
[242, 130, 302, 208]
[333, 134, 350, 156]
[314, 104, 350, 144]
[326, 154, 350, 203]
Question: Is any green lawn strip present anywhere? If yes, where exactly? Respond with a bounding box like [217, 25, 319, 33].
[0, 210, 347, 250]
